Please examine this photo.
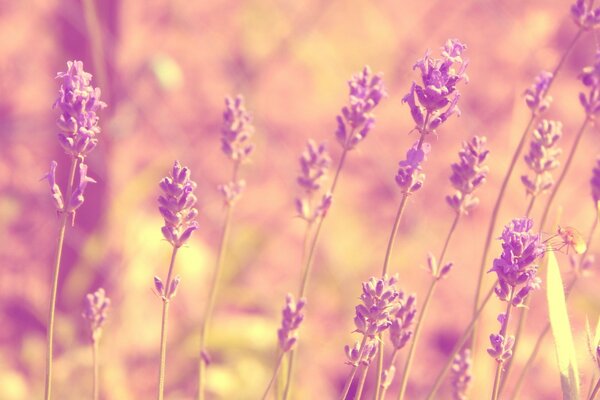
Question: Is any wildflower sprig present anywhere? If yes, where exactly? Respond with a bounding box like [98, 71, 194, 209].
[82, 288, 110, 400]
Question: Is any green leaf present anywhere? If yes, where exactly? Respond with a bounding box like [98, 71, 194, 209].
[547, 250, 580, 400]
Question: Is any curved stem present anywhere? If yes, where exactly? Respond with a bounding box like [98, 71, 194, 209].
[44, 156, 79, 400]
[354, 365, 371, 400]
[262, 352, 285, 400]
[157, 247, 179, 400]
[92, 339, 99, 400]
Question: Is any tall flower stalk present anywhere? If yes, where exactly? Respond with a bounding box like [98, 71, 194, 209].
[43, 60, 106, 400]
[396, 136, 488, 400]
[155, 161, 198, 400]
[82, 288, 110, 400]
[282, 66, 386, 400]
[197, 95, 254, 400]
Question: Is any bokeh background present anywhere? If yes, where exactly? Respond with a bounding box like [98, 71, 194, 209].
[1, 0, 600, 399]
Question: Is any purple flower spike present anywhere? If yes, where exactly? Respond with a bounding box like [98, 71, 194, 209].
[487, 327, 515, 362]
[345, 338, 379, 367]
[521, 120, 562, 197]
[42, 161, 65, 211]
[591, 158, 600, 206]
[68, 163, 96, 213]
[524, 71, 553, 115]
[54, 60, 106, 158]
[446, 136, 489, 215]
[451, 349, 472, 400]
[295, 140, 332, 222]
[353, 275, 400, 338]
[82, 287, 110, 341]
[389, 292, 416, 350]
[218, 180, 246, 206]
[221, 95, 255, 163]
[158, 161, 199, 248]
[336, 66, 386, 150]
[277, 293, 306, 353]
[579, 52, 600, 116]
[395, 142, 431, 194]
[403, 39, 468, 134]
[572, 0, 600, 29]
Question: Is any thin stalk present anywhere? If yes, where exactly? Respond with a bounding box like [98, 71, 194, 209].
[471, 27, 582, 359]
[525, 195, 536, 218]
[372, 340, 384, 400]
[425, 285, 495, 400]
[340, 336, 368, 400]
[262, 352, 285, 400]
[157, 246, 179, 400]
[590, 373, 598, 400]
[377, 349, 398, 400]
[44, 156, 79, 400]
[396, 213, 460, 400]
[197, 163, 240, 400]
[354, 365, 371, 400]
[590, 377, 600, 400]
[81, 0, 108, 94]
[491, 289, 515, 400]
[92, 339, 99, 400]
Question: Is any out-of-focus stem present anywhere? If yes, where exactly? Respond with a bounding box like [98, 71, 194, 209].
[396, 213, 460, 400]
[198, 163, 240, 400]
[525, 195, 536, 218]
[377, 349, 398, 400]
[82, 0, 108, 96]
[44, 156, 79, 400]
[354, 365, 371, 400]
[157, 246, 179, 400]
[590, 376, 600, 400]
[92, 339, 99, 400]
[340, 335, 368, 400]
[491, 289, 515, 400]
[262, 352, 285, 400]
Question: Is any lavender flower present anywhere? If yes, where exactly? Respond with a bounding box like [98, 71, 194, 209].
[524, 71, 553, 115]
[426, 253, 454, 280]
[579, 52, 600, 116]
[82, 288, 110, 341]
[335, 66, 386, 150]
[488, 218, 544, 305]
[154, 275, 181, 301]
[571, 0, 600, 30]
[353, 275, 400, 337]
[221, 95, 255, 163]
[345, 338, 378, 367]
[395, 141, 431, 194]
[403, 39, 468, 134]
[277, 294, 306, 352]
[389, 292, 416, 350]
[295, 140, 332, 222]
[42, 161, 96, 217]
[446, 136, 489, 214]
[451, 349, 472, 400]
[158, 161, 199, 248]
[487, 317, 515, 363]
[521, 120, 562, 197]
[592, 158, 600, 206]
[54, 60, 106, 158]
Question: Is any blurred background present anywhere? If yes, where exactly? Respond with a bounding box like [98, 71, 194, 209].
[1, 0, 599, 399]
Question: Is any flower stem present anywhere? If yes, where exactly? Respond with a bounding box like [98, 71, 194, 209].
[340, 336, 368, 400]
[354, 365, 371, 400]
[44, 156, 79, 400]
[381, 194, 410, 277]
[525, 195, 536, 218]
[157, 246, 179, 400]
[491, 289, 515, 400]
[590, 376, 600, 400]
[377, 349, 398, 400]
[396, 213, 460, 400]
[92, 339, 99, 400]
[262, 352, 285, 400]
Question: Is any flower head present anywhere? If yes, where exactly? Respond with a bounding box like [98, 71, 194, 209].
[388, 292, 416, 350]
[295, 140, 332, 222]
[82, 288, 110, 341]
[487, 326, 514, 362]
[54, 60, 106, 158]
[353, 275, 400, 338]
[336, 66, 386, 150]
[277, 294, 306, 352]
[42, 161, 96, 219]
[345, 338, 378, 367]
[579, 52, 600, 116]
[158, 161, 199, 248]
[446, 136, 489, 214]
[524, 71, 553, 115]
[451, 349, 472, 400]
[521, 120, 562, 197]
[592, 158, 600, 206]
[395, 142, 431, 193]
[221, 95, 255, 163]
[572, 0, 600, 30]
[403, 39, 468, 134]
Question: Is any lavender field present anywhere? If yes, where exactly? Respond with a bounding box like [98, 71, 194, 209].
[3, 1, 600, 399]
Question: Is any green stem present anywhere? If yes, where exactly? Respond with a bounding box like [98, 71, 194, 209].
[491, 289, 515, 400]
[396, 213, 460, 400]
[44, 156, 79, 400]
[92, 339, 99, 400]
[157, 246, 179, 400]
[354, 365, 371, 400]
[262, 352, 285, 400]
[377, 349, 398, 400]
[425, 285, 495, 400]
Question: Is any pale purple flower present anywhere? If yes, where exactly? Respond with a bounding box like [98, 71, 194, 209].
[579, 52, 600, 115]
[451, 349, 472, 400]
[158, 161, 199, 248]
[218, 180, 246, 206]
[521, 120, 562, 197]
[54, 60, 106, 158]
[395, 141, 431, 193]
[381, 365, 396, 390]
[403, 39, 468, 134]
[42, 161, 96, 218]
[572, 0, 600, 29]
[82, 288, 110, 341]
[154, 275, 181, 300]
[353, 275, 400, 337]
[345, 338, 378, 367]
[446, 136, 489, 215]
[592, 157, 600, 205]
[488, 321, 514, 363]
[295, 140, 332, 222]
[389, 292, 416, 350]
[524, 71, 553, 115]
[426, 253, 454, 280]
[221, 95, 255, 163]
[69, 163, 97, 213]
[335, 66, 386, 150]
[277, 294, 306, 352]
[42, 161, 64, 211]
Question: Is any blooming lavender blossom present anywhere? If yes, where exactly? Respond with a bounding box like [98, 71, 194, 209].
[335, 66, 386, 150]
[524, 71, 553, 115]
[221, 95, 255, 163]
[353, 275, 400, 337]
[277, 294, 306, 352]
[42, 161, 96, 217]
[295, 140, 332, 222]
[450, 349, 472, 400]
[521, 120, 562, 197]
[591, 158, 600, 206]
[571, 0, 600, 29]
[158, 161, 199, 248]
[579, 52, 600, 116]
[446, 136, 489, 214]
[345, 338, 378, 367]
[487, 316, 515, 363]
[82, 288, 110, 341]
[395, 141, 431, 194]
[403, 39, 468, 134]
[154, 274, 182, 301]
[389, 292, 416, 350]
[54, 60, 106, 158]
